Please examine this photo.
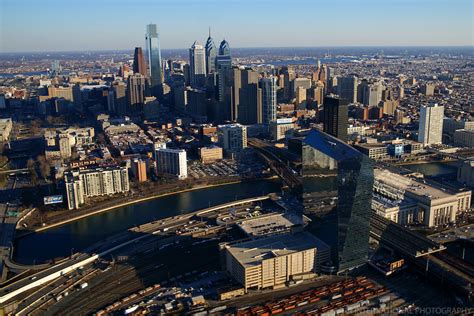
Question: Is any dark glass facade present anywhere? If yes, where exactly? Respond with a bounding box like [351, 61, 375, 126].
[323, 96, 348, 142]
[303, 129, 373, 273]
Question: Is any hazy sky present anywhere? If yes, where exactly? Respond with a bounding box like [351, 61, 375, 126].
[1, 0, 473, 52]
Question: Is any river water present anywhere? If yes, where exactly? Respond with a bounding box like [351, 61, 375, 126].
[13, 179, 281, 264]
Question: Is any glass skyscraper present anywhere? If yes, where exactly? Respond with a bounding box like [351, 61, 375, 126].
[145, 24, 163, 98]
[205, 28, 217, 75]
[303, 129, 373, 274]
[260, 76, 277, 125]
[189, 41, 207, 88]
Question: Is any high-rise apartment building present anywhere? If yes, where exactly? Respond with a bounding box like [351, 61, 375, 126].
[145, 24, 163, 98]
[323, 95, 348, 142]
[418, 103, 444, 146]
[303, 129, 374, 273]
[154, 148, 188, 179]
[218, 124, 247, 153]
[65, 166, 130, 210]
[189, 41, 207, 88]
[131, 159, 148, 182]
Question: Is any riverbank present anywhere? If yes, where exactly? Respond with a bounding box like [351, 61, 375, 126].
[394, 159, 458, 166]
[16, 176, 279, 237]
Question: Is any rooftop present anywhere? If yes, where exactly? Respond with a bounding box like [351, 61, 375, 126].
[226, 232, 328, 267]
[237, 213, 302, 237]
[304, 129, 363, 162]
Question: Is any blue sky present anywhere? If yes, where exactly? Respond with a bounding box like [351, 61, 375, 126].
[1, 0, 473, 52]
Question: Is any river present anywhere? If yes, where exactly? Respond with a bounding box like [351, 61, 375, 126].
[13, 179, 281, 264]
[401, 161, 459, 177]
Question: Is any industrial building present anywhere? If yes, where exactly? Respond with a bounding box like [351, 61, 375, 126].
[224, 232, 330, 292]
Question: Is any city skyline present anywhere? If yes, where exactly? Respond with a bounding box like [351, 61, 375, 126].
[1, 0, 473, 53]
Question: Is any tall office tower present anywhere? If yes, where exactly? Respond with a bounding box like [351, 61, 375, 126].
[323, 95, 348, 142]
[216, 40, 232, 99]
[189, 41, 207, 88]
[281, 67, 295, 101]
[127, 73, 146, 113]
[361, 81, 382, 106]
[260, 76, 277, 125]
[218, 124, 247, 153]
[235, 68, 262, 125]
[72, 84, 83, 113]
[145, 24, 163, 98]
[303, 129, 373, 273]
[337, 76, 358, 103]
[292, 78, 312, 99]
[312, 82, 324, 106]
[111, 81, 127, 116]
[216, 40, 233, 120]
[296, 86, 307, 109]
[205, 28, 217, 75]
[154, 148, 188, 179]
[133, 47, 147, 76]
[418, 103, 444, 146]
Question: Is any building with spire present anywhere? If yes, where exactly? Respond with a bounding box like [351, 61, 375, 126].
[205, 28, 217, 75]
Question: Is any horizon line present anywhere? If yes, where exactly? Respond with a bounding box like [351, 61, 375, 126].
[1, 45, 473, 55]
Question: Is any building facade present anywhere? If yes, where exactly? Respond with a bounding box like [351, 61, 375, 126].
[154, 148, 188, 179]
[418, 103, 444, 146]
[303, 129, 374, 273]
[218, 124, 247, 153]
[145, 24, 163, 98]
[65, 166, 130, 210]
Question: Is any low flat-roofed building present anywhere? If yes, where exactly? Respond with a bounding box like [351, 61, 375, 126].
[225, 232, 330, 291]
[199, 146, 223, 164]
[374, 168, 471, 227]
[237, 213, 303, 237]
[354, 143, 388, 160]
[454, 129, 474, 148]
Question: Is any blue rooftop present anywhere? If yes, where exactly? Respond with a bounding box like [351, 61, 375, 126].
[304, 129, 363, 162]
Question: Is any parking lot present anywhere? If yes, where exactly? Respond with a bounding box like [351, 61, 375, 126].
[188, 159, 265, 179]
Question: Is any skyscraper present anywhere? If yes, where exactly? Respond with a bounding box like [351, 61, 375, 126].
[237, 69, 262, 125]
[216, 40, 233, 121]
[133, 47, 147, 77]
[323, 96, 348, 142]
[127, 73, 146, 113]
[205, 28, 217, 75]
[145, 24, 163, 98]
[216, 40, 232, 101]
[189, 41, 207, 88]
[303, 129, 373, 273]
[337, 76, 358, 103]
[418, 103, 444, 146]
[260, 76, 277, 125]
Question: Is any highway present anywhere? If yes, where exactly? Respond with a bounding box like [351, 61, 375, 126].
[0, 195, 271, 309]
[248, 138, 302, 190]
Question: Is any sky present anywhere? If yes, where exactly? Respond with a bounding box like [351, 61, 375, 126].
[1, 0, 473, 52]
